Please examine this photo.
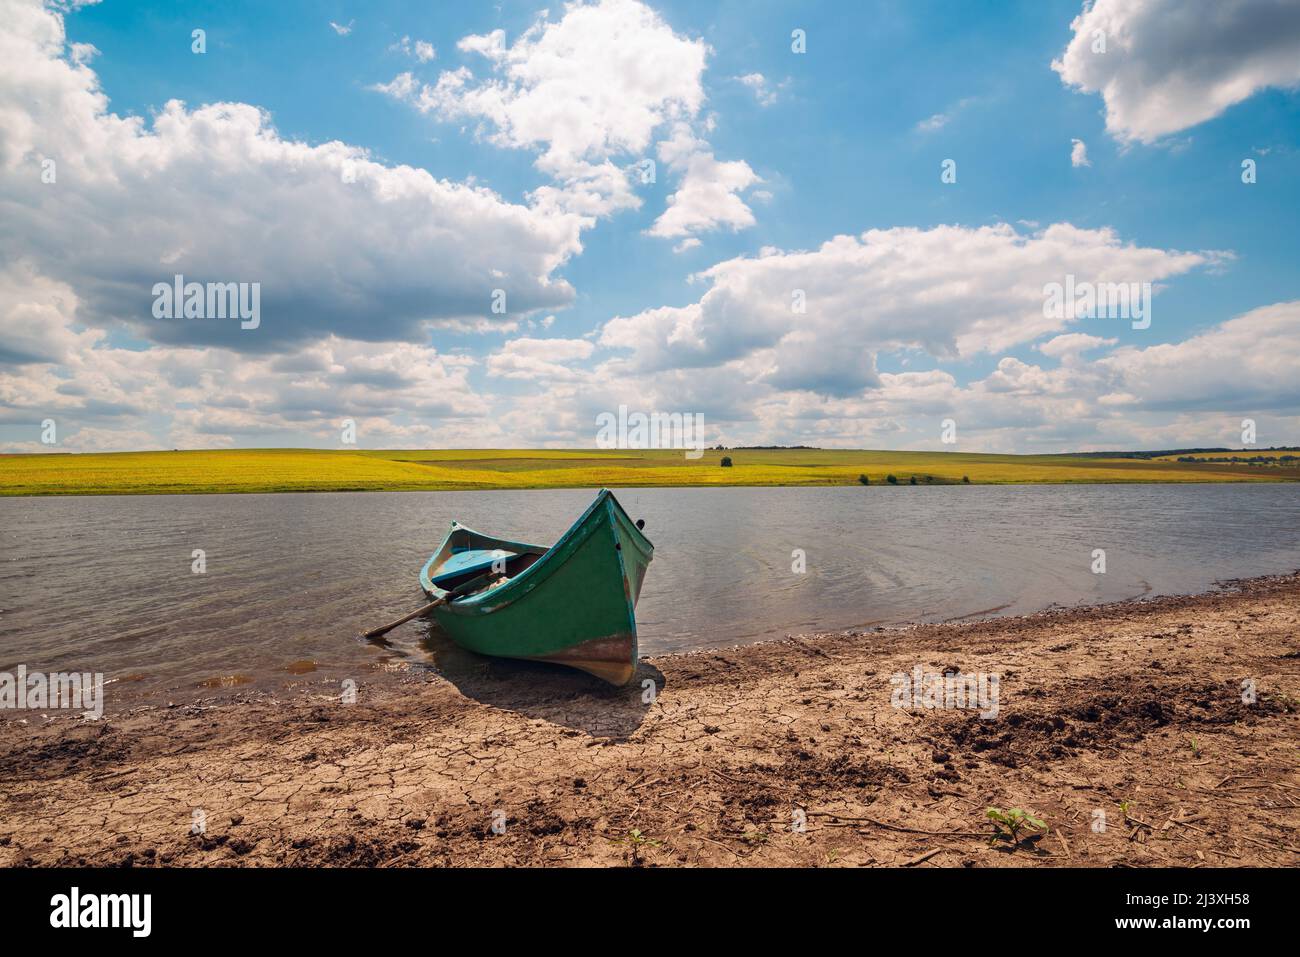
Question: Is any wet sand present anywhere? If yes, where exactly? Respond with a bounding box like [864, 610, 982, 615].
[1, 574, 1297, 867]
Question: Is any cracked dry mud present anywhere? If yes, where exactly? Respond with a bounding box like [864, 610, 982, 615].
[1, 575, 1298, 867]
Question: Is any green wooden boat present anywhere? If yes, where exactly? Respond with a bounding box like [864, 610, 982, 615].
[419, 489, 653, 685]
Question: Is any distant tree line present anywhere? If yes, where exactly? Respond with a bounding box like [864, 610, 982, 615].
[1176, 454, 1298, 464]
[864, 473, 970, 485]
[1070, 446, 1299, 460]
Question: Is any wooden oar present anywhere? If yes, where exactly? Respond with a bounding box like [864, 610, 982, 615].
[359, 570, 503, 641]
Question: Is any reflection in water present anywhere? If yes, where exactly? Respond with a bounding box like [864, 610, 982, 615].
[0, 484, 1296, 702]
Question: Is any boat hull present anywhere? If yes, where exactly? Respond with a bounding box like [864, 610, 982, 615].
[419, 490, 653, 685]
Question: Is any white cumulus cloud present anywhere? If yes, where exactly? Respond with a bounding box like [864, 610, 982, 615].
[0, 0, 586, 353]
[1070, 137, 1090, 167]
[647, 124, 759, 242]
[392, 35, 435, 62]
[486, 336, 595, 381]
[371, 0, 759, 241]
[736, 72, 778, 107]
[1053, 0, 1300, 143]
[600, 222, 1217, 396]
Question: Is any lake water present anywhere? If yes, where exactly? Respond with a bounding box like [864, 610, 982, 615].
[1, 484, 1297, 704]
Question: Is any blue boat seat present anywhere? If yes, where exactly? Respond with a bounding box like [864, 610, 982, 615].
[431, 547, 518, 588]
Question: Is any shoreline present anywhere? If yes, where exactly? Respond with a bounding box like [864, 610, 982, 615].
[3, 477, 1295, 499]
[2, 478, 1297, 499]
[2, 574, 1297, 867]
[3, 565, 1284, 719]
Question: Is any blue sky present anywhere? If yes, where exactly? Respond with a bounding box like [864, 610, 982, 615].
[2, 0, 1299, 452]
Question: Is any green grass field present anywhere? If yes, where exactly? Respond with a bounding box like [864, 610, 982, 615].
[3, 447, 1298, 496]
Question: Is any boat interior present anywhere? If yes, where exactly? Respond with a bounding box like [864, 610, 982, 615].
[428, 533, 546, 595]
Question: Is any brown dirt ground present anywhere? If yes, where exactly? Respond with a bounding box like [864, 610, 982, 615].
[2, 575, 1298, 868]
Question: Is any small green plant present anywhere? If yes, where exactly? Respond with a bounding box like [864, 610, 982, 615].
[610, 828, 661, 864]
[720, 456, 733, 468]
[1119, 799, 1131, 821]
[742, 830, 770, 846]
[986, 807, 1046, 847]
[1188, 735, 1200, 757]
[886, 474, 898, 484]
[857, 473, 870, 485]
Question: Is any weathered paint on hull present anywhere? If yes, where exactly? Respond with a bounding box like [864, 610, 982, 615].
[420, 489, 653, 685]
[524, 633, 637, 686]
